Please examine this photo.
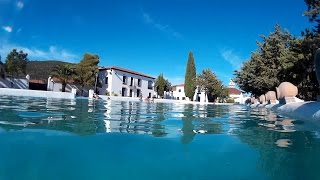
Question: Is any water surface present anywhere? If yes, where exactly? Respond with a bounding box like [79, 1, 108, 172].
[0, 96, 319, 180]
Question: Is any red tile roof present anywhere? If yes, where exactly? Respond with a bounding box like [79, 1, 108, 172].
[99, 66, 155, 79]
[227, 88, 242, 95]
[29, 79, 47, 84]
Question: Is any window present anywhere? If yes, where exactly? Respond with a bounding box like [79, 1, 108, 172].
[182, 97, 186, 100]
[129, 89, 133, 97]
[105, 77, 108, 84]
[138, 79, 141, 87]
[177, 97, 180, 100]
[148, 81, 153, 90]
[123, 76, 127, 85]
[137, 89, 141, 97]
[130, 77, 133, 86]
[178, 89, 181, 92]
[148, 93, 151, 98]
[122, 87, 127, 97]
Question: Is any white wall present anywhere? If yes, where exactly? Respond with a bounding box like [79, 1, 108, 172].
[172, 86, 188, 100]
[47, 78, 90, 96]
[0, 78, 29, 89]
[0, 88, 76, 99]
[98, 69, 155, 98]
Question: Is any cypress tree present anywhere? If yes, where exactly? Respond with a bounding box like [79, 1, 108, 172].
[184, 52, 196, 100]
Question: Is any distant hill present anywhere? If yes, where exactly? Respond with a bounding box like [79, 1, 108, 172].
[26, 60, 74, 81]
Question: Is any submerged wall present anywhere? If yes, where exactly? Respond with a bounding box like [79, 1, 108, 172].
[0, 88, 76, 99]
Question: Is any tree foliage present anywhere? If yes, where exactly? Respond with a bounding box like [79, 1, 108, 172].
[5, 49, 28, 78]
[0, 56, 5, 78]
[234, 15, 320, 101]
[75, 53, 100, 95]
[184, 52, 197, 100]
[51, 64, 75, 92]
[155, 74, 165, 97]
[197, 69, 224, 102]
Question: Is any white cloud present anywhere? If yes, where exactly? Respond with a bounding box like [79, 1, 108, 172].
[142, 11, 182, 39]
[2, 26, 12, 33]
[17, 1, 24, 9]
[221, 49, 244, 70]
[0, 43, 79, 62]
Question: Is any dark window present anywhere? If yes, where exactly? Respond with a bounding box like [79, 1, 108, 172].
[178, 89, 181, 92]
[130, 77, 133, 86]
[148, 93, 151, 98]
[177, 97, 180, 100]
[138, 79, 141, 87]
[137, 89, 141, 97]
[105, 77, 108, 84]
[148, 81, 153, 90]
[130, 89, 133, 97]
[122, 88, 126, 97]
[182, 97, 186, 100]
[123, 76, 127, 85]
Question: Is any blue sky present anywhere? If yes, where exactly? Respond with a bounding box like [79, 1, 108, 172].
[0, 0, 311, 85]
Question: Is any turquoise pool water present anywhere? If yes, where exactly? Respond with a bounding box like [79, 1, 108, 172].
[0, 96, 319, 180]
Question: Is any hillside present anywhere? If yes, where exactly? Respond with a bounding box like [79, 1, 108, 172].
[26, 60, 74, 81]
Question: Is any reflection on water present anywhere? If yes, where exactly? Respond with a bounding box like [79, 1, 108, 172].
[1, 96, 320, 179]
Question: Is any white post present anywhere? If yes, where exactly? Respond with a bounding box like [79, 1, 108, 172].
[89, 89, 94, 99]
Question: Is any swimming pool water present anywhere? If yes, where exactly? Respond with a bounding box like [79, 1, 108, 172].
[0, 96, 319, 180]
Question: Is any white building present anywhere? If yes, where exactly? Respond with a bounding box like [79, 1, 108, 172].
[172, 84, 208, 103]
[98, 66, 155, 98]
[226, 80, 250, 104]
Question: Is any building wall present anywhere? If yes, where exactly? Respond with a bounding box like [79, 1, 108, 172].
[98, 69, 155, 98]
[47, 78, 90, 96]
[172, 86, 188, 100]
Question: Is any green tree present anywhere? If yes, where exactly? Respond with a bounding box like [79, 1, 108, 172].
[234, 25, 293, 96]
[51, 64, 75, 92]
[155, 74, 166, 97]
[164, 79, 172, 92]
[75, 53, 100, 95]
[304, 0, 320, 31]
[5, 49, 28, 78]
[197, 69, 223, 102]
[0, 56, 5, 78]
[184, 52, 197, 100]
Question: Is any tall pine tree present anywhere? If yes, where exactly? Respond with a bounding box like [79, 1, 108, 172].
[184, 52, 196, 100]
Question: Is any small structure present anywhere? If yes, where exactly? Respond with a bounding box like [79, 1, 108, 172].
[171, 84, 208, 103]
[172, 84, 188, 101]
[277, 82, 298, 104]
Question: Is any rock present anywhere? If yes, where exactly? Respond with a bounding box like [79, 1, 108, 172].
[266, 91, 277, 104]
[259, 94, 266, 104]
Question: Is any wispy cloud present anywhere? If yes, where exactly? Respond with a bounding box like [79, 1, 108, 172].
[221, 49, 244, 70]
[0, 43, 79, 62]
[17, 1, 24, 9]
[142, 11, 182, 39]
[2, 26, 12, 33]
